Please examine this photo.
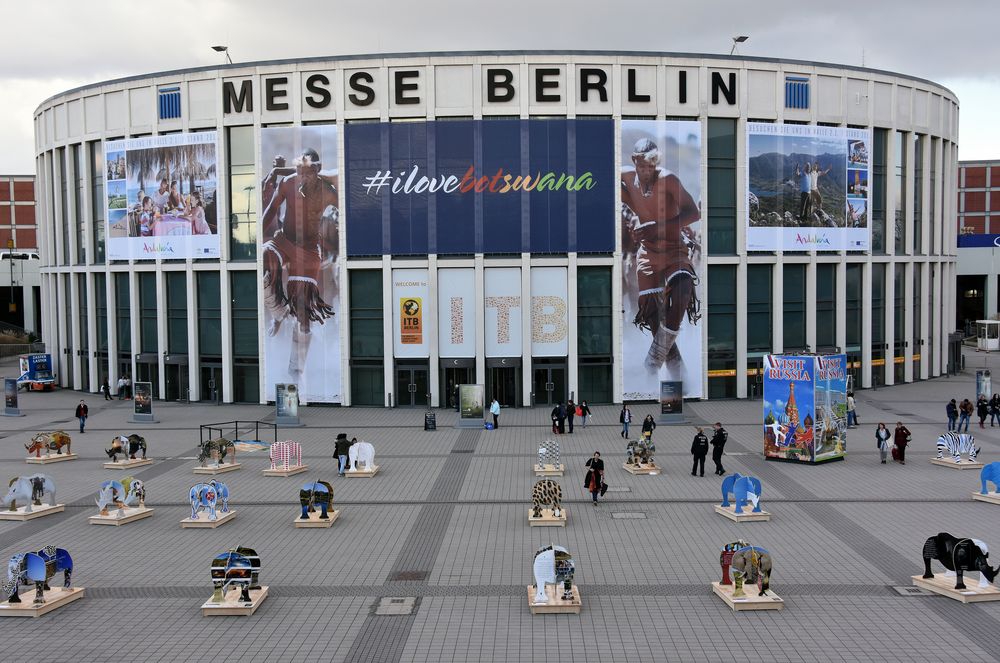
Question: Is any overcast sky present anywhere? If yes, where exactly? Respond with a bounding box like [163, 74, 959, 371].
[0, 0, 996, 173]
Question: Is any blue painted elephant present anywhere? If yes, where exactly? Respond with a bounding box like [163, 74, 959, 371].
[2, 545, 73, 604]
[720, 473, 763, 514]
[981, 462, 1000, 495]
[189, 480, 230, 520]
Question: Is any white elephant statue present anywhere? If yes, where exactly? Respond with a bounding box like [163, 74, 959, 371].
[532, 544, 575, 604]
[348, 441, 375, 471]
[3, 475, 56, 513]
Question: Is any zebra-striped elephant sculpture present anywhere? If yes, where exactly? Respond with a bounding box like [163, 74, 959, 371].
[937, 432, 980, 464]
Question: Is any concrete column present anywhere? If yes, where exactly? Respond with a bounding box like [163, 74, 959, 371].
[884, 262, 895, 386]
[187, 269, 199, 401]
[382, 255, 393, 407]
[735, 260, 748, 399]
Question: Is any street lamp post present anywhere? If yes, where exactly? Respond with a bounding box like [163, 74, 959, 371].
[211, 45, 233, 65]
[730, 36, 749, 56]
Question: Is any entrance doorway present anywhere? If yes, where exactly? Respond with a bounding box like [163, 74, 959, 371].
[487, 363, 519, 407]
[441, 362, 474, 409]
[532, 360, 566, 406]
[395, 362, 429, 407]
[165, 362, 189, 401]
[201, 364, 221, 403]
[136, 361, 158, 398]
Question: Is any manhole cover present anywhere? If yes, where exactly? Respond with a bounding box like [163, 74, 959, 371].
[610, 512, 647, 519]
[375, 597, 417, 615]
[391, 571, 428, 581]
[893, 586, 932, 596]
[604, 486, 631, 493]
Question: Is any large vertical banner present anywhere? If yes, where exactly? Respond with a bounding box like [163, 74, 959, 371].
[762, 355, 816, 463]
[438, 268, 476, 357]
[484, 267, 522, 357]
[620, 120, 703, 400]
[813, 354, 848, 463]
[530, 267, 568, 357]
[260, 126, 341, 403]
[392, 269, 430, 358]
[105, 132, 219, 259]
[747, 123, 871, 251]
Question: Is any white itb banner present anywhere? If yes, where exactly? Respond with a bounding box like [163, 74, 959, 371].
[530, 267, 568, 357]
[392, 269, 431, 358]
[484, 267, 522, 357]
[437, 268, 476, 357]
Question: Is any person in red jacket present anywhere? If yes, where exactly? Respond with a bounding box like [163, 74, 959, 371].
[75, 400, 89, 434]
[892, 422, 911, 465]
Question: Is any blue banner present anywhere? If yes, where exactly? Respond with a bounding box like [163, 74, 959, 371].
[345, 119, 614, 256]
[958, 234, 1000, 248]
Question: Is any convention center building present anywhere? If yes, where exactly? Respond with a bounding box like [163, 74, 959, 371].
[33, 51, 959, 406]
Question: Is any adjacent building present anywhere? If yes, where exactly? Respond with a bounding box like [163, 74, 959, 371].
[0, 175, 41, 334]
[956, 160, 1000, 333]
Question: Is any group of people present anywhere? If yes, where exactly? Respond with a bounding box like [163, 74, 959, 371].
[549, 399, 592, 434]
[129, 178, 210, 237]
[875, 422, 911, 464]
[98, 375, 132, 400]
[333, 433, 366, 477]
[944, 396, 999, 432]
[795, 161, 832, 221]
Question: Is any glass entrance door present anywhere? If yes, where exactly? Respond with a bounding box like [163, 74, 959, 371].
[442, 366, 472, 409]
[395, 367, 429, 407]
[200, 365, 221, 402]
[488, 366, 518, 407]
[532, 365, 566, 406]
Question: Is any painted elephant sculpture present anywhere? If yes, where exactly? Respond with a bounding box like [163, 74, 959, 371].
[198, 438, 235, 467]
[922, 532, 998, 590]
[729, 546, 772, 597]
[299, 480, 334, 520]
[626, 437, 655, 466]
[537, 440, 560, 468]
[26, 431, 71, 457]
[720, 473, 763, 514]
[96, 477, 145, 516]
[2, 546, 73, 605]
[3, 474, 56, 513]
[189, 480, 230, 520]
[980, 462, 1000, 495]
[532, 544, 575, 604]
[348, 441, 375, 471]
[937, 432, 979, 464]
[210, 546, 261, 604]
[106, 434, 147, 461]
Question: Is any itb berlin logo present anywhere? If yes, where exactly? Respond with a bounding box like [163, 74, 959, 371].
[363, 165, 596, 195]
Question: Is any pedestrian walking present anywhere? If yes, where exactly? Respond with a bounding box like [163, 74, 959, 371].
[566, 398, 576, 434]
[946, 399, 958, 431]
[101, 377, 112, 401]
[876, 423, 891, 464]
[620, 404, 632, 439]
[117, 376, 126, 400]
[334, 433, 351, 476]
[490, 398, 501, 429]
[580, 400, 591, 428]
[990, 393, 1000, 427]
[125, 375, 132, 400]
[711, 422, 728, 475]
[892, 422, 911, 465]
[691, 427, 709, 477]
[959, 398, 973, 432]
[75, 400, 89, 434]
[550, 402, 566, 434]
[584, 451, 606, 504]
[641, 414, 657, 442]
[846, 392, 858, 428]
[977, 395, 989, 428]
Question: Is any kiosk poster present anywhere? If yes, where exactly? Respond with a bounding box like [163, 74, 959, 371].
[275, 384, 299, 419]
[747, 123, 871, 251]
[813, 354, 848, 463]
[459, 384, 485, 421]
[133, 382, 152, 416]
[659, 381, 683, 415]
[105, 132, 219, 260]
[4, 378, 17, 411]
[762, 355, 816, 463]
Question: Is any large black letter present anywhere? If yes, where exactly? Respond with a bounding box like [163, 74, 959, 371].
[222, 80, 253, 114]
[486, 68, 515, 103]
[265, 77, 289, 111]
[678, 70, 687, 104]
[534, 68, 561, 102]
[348, 71, 375, 106]
[304, 74, 331, 109]
[626, 68, 650, 103]
[579, 68, 608, 103]
[394, 70, 420, 105]
[711, 72, 736, 105]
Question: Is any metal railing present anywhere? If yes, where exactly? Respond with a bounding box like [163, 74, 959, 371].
[0, 342, 45, 359]
[199, 420, 278, 447]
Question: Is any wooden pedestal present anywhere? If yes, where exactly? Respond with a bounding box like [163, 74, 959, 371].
[201, 586, 268, 616]
[103, 458, 154, 470]
[294, 509, 340, 528]
[972, 491, 1000, 505]
[911, 574, 1000, 603]
[262, 464, 308, 477]
[89, 506, 154, 526]
[534, 464, 565, 477]
[345, 465, 379, 478]
[711, 581, 784, 611]
[193, 462, 242, 475]
[0, 587, 84, 617]
[528, 507, 567, 527]
[930, 458, 984, 470]
[623, 462, 661, 475]
[0, 503, 64, 521]
[26, 453, 78, 465]
[180, 509, 237, 528]
[527, 584, 581, 614]
[714, 504, 771, 522]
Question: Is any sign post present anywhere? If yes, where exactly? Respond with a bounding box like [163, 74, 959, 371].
[129, 381, 159, 423]
[275, 383, 304, 427]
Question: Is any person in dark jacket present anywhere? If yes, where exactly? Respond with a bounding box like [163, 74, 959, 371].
[75, 400, 89, 433]
[619, 405, 632, 438]
[946, 399, 958, 431]
[876, 423, 891, 463]
[566, 399, 576, 434]
[959, 398, 973, 432]
[334, 433, 352, 476]
[977, 395, 989, 429]
[641, 415, 656, 441]
[101, 377, 112, 401]
[892, 422, 911, 464]
[691, 427, 709, 477]
[990, 393, 1000, 427]
[584, 451, 605, 504]
[580, 400, 592, 428]
[551, 402, 566, 434]
[710, 423, 728, 475]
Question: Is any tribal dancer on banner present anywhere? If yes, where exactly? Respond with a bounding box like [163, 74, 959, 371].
[261, 148, 340, 376]
[621, 138, 701, 377]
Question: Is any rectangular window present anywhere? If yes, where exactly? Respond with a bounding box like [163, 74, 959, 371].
[59, 148, 69, 265]
[77, 274, 89, 391]
[913, 263, 921, 376]
[816, 264, 836, 350]
[707, 118, 736, 255]
[707, 264, 736, 398]
[74, 145, 86, 264]
[845, 264, 862, 350]
[230, 271, 258, 357]
[115, 273, 130, 353]
[894, 131, 907, 254]
[929, 138, 937, 254]
[139, 272, 157, 353]
[746, 264, 772, 353]
[894, 264, 905, 383]
[784, 76, 809, 109]
[871, 263, 886, 385]
[89, 141, 105, 264]
[871, 129, 887, 255]
[228, 126, 257, 261]
[913, 135, 923, 255]
[349, 270, 384, 358]
[95, 273, 108, 352]
[166, 272, 187, 355]
[197, 272, 222, 357]
[233, 363, 259, 403]
[157, 86, 181, 121]
[783, 264, 807, 351]
[577, 267, 612, 356]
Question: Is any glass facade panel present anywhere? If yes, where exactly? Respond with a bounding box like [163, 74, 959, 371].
[349, 270, 384, 358]
[894, 131, 907, 254]
[74, 145, 86, 264]
[228, 126, 257, 260]
[230, 272, 258, 357]
[707, 265, 736, 398]
[89, 141, 105, 264]
[871, 129, 887, 255]
[929, 139, 937, 253]
[139, 272, 157, 353]
[166, 272, 187, 354]
[95, 273, 108, 352]
[845, 264, 862, 350]
[746, 264, 772, 353]
[233, 363, 259, 403]
[816, 264, 836, 350]
[894, 264, 905, 383]
[577, 267, 611, 356]
[783, 264, 806, 351]
[913, 135, 923, 255]
[913, 263, 922, 375]
[59, 148, 69, 265]
[871, 263, 886, 385]
[197, 272, 222, 357]
[114, 273, 130, 353]
[707, 118, 736, 255]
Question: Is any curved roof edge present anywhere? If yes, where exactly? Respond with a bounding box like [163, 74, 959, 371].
[34, 49, 958, 115]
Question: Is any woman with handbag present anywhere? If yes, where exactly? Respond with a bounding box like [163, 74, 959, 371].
[584, 451, 606, 505]
[892, 422, 911, 465]
[875, 423, 891, 464]
[580, 401, 591, 428]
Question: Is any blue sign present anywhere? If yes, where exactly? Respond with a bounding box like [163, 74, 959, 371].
[958, 234, 1000, 248]
[345, 119, 614, 256]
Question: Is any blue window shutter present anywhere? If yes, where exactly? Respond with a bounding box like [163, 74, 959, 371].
[158, 86, 181, 120]
[785, 76, 809, 110]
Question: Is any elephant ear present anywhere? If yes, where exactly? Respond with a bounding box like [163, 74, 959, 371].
[24, 553, 47, 582]
[55, 549, 72, 570]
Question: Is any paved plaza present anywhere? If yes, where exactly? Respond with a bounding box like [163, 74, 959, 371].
[0, 350, 999, 662]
